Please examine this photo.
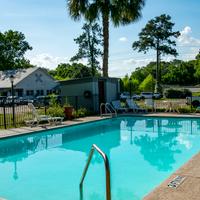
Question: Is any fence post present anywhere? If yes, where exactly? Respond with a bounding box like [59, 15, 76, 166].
[44, 106, 47, 115]
[75, 96, 78, 117]
[12, 99, 16, 127]
[3, 102, 6, 129]
[44, 98, 48, 115]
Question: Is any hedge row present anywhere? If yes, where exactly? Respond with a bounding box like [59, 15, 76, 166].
[164, 89, 192, 98]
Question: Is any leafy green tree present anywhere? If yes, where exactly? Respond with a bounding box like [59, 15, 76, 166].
[124, 57, 200, 87]
[194, 51, 200, 82]
[195, 50, 200, 60]
[67, 0, 145, 77]
[130, 78, 140, 93]
[70, 22, 103, 76]
[162, 61, 196, 85]
[132, 14, 180, 92]
[131, 62, 156, 83]
[0, 30, 33, 70]
[139, 74, 155, 92]
[122, 75, 139, 93]
[49, 63, 97, 80]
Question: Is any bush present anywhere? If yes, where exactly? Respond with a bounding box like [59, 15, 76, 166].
[192, 92, 200, 97]
[47, 104, 65, 117]
[155, 108, 166, 112]
[182, 89, 192, 97]
[73, 108, 95, 118]
[73, 108, 90, 118]
[164, 89, 192, 98]
[178, 106, 193, 113]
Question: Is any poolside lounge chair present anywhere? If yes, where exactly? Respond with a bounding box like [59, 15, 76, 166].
[111, 100, 128, 113]
[25, 103, 64, 127]
[126, 99, 147, 113]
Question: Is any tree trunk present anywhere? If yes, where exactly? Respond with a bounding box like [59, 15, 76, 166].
[87, 30, 95, 77]
[102, 11, 109, 77]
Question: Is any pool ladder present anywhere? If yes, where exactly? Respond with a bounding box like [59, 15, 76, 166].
[100, 103, 117, 117]
[79, 144, 111, 200]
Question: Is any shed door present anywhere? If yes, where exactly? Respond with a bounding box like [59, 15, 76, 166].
[98, 80, 106, 104]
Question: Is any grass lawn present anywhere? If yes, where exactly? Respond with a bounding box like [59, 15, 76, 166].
[0, 107, 46, 129]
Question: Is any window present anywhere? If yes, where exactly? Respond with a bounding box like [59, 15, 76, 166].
[26, 90, 34, 96]
[36, 90, 44, 96]
[17, 90, 23, 97]
[47, 90, 52, 95]
[36, 90, 40, 96]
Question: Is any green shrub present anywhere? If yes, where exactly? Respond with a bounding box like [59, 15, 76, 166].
[164, 89, 192, 98]
[178, 107, 191, 113]
[192, 92, 200, 97]
[155, 108, 166, 112]
[182, 89, 192, 97]
[37, 108, 45, 115]
[74, 108, 91, 118]
[47, 105, 64, 117]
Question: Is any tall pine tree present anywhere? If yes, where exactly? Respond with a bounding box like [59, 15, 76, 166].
[70, 22, 103, 77]
[132, 14, 180, 92]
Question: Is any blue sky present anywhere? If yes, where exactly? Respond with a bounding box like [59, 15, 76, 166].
[0, 0, 200, 77]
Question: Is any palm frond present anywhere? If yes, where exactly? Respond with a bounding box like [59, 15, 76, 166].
[67, 0, 88, 20]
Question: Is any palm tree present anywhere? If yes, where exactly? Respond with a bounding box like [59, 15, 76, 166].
[67, 0, 145, 77]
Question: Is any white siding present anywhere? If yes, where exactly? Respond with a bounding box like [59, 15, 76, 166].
[16, 68, 58, 96]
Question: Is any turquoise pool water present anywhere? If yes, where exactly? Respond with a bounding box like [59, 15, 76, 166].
[1, 116, 200, 200]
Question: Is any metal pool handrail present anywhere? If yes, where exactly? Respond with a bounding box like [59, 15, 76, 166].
[79, 144, 111, 200]
[100, 102, 117, 117]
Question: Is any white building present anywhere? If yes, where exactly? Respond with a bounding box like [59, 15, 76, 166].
[0, 67, 58, 98]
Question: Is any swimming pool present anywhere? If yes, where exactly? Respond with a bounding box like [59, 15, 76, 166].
[1, 116, 200, 200]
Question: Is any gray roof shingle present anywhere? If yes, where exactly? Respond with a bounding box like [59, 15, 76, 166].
[0, 67, 38, 89]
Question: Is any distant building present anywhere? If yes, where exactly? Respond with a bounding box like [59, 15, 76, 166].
[0, 67, 58, 97]
[0, 68, 120, 112]
[59, 77, 120, 112]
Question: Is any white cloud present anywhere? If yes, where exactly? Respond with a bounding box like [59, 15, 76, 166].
[178, 47, 199, 61]
[123, 58, 154, 66]
[109, 56, 181, 77]
[119, 37, 128, 42]
[27, 53, 98, 70]
[177, 134, 192, 149]
[178, 26, 200, 46]
[108, 58, 154, 77]
[27, 53, 69, 69]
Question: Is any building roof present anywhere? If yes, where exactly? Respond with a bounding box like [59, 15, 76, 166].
[59, 77, 119, 86]
[0, 67, 45, 89]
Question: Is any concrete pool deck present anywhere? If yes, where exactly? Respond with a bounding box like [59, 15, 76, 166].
[0, 116, 106, 139]
[1, 112, 200, 200]
[144, 152, 200, 200]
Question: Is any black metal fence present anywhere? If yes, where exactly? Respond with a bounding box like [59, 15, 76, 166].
[62, 95, 99, 113]
[0, 100, 33, 129]
[0, 95, 100, 129]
